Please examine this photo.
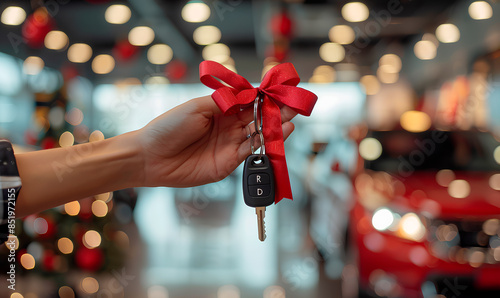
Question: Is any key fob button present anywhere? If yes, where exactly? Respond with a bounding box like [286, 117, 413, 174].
[248, 173, 270, 185]
[242, 154, 275, 207]
[249, 185, 271, 197]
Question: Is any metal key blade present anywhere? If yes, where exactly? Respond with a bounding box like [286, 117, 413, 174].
[256, 206, 266, 241]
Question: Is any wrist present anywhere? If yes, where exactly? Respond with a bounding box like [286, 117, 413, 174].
[109, 130, 146, 189]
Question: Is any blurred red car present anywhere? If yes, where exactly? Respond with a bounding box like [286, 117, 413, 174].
[345, 129, 500, 298]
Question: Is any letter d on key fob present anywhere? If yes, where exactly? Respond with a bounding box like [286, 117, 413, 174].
[243, 154, 275, 207]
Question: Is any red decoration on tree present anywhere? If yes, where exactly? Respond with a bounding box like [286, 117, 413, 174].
[22, 8, 54, 48]
[75, 247, 104, 272]
[165, 60, 188, 82]
[42, 250, 56, 271]
[113, 40, 139, 62]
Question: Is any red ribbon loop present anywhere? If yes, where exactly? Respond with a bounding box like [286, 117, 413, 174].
[199, 60, 318, 203]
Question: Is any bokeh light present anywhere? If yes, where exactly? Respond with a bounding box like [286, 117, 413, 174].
[128, 26, 155, 46]
[10, 293, 24, 298]
[92, 200, 108, 217]
[494, 146, 500, 164]
[33, 217, 48, 235]
[20, 253, 35, 270]
[341, 2, 369, 22]
[58, 237, 74, 254]
[377, 66, 399, 84]
[309, 65, 335, 83]
[81, 277, 99, 294]
[147, 44, 173, 65]
[414, 40, 437, 60]
[379, 54, 402, 73]
[360, 75, 380, 95]
[23, 56, 44, 75]
[59, 131, 75, 147]
[399, 213, 425, 241]
[64, 201, 80, 216]
[83, 230, 101, 249]
[400, 111, 431, 132]
[202, 43, 230, 62]
[193, 25, 221, 45]
[372, 208, 394, 231]
[65, 108, 84, 126]
[182, 1, 211, 23]
[435, 23, 460, 43]
[92, 54, 115, 74]
[44, 30, 69, 50]
[359, 138, 382, 161]
[448, 179, 471, 199]
[490, 174, 500, 191]
[468, 1, 493, 20]
[1, 6, 26, 26]
[58, 286, 75, 298]
[105, 4, 131, 24]
[319, 42, 345, 63]
[67, 43, 93, 63]
[329, 25, 355, 45]
[89, 130, 105, 142]
[436, 169, 455, 187]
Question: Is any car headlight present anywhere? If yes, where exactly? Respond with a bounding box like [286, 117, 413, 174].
[372, 208, 426, 242]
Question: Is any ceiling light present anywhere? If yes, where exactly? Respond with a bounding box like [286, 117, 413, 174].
[400, 111, 431, 132]
[128, 26, 155, 46]
[44, 30, 69, 50]
[468, 1, 493, 20]
[414, 40, 437, 60]
[435, 23, 460, 43]
[379, 54, 402, 73]
[1, 6, 26, 26]
[341, 2, 369, 22]
[202, 43, 230, 62]
[67, 43, 93, 63]
[23, 56, 44, 75]
[319, 42, 345, 63]
[329, 25, 355, 45]
[182, 1, 211, 23]
[105, 4, 131, 24]
[92, 54, 115, 74]
[360, 75, 380, 95]
[147, 44, 173, 65]
[193, 25, 221, 45]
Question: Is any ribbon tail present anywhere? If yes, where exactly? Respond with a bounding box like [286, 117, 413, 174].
[262, 98, 293, 203]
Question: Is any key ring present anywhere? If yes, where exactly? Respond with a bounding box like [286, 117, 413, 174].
[250, 94, 265, 158]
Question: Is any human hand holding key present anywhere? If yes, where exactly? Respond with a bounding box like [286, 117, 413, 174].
[200, 61, 317, 241]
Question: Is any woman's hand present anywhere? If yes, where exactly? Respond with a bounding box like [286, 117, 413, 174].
[137, 95, 297, 187]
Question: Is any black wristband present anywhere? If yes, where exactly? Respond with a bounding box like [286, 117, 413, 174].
[0, 140, 22, 244]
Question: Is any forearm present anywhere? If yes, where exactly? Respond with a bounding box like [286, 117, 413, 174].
[14, 131, 144, 217]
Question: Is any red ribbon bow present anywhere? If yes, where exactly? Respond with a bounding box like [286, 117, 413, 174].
[199, 60, 318, 203]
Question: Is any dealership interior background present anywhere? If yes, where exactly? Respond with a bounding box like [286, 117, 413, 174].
[1, 0, 500, 297]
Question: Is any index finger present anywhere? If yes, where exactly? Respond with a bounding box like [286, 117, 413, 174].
[281, 106, 298, 123]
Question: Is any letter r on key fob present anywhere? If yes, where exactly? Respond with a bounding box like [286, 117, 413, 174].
[242, 154, 275, 207]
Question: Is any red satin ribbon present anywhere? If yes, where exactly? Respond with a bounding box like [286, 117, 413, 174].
[199, 60, 318, 203]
